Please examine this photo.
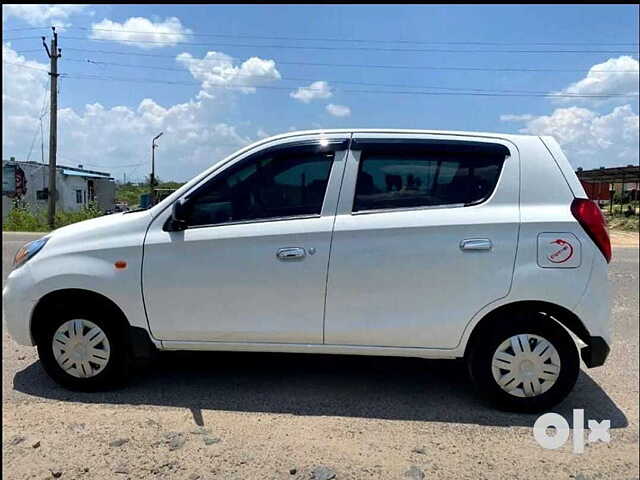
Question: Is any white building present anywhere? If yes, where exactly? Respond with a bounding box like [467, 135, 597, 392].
[2, 158, 116, 223]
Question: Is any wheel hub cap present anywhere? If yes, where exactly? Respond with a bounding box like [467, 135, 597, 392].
[52, 319, 111, 379]
[491, 333, 561, 398]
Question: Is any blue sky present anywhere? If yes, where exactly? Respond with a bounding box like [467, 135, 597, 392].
[3, 4, 639, 181]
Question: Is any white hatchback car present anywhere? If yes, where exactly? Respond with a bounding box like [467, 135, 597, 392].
[3, 129, 612, 412]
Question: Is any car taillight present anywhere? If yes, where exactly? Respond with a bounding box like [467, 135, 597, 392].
[570, 198, 611, 263]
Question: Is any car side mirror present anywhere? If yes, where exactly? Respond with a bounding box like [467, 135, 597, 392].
[163, 198, 189, 232]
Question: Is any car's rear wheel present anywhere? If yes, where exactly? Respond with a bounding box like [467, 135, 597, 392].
[36, 307, 129, 391]
[466, 312, 580, 412]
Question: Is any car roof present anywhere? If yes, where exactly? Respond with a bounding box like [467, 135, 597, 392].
[260, 128, 535, 142]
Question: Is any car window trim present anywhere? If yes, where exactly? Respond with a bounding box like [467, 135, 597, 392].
[185, 213, 322, 230]
[351, 203, 468, 216]
[350, 138, 511, 157]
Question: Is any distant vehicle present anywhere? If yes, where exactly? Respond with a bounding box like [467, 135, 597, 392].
[3, 129, 612, 412]
[104, 203, 129, 215]
[139, 193, 151, 209]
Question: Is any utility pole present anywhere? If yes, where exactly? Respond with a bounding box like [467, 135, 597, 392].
[42, 27, 61, 229]
[151, 132, 163, 206]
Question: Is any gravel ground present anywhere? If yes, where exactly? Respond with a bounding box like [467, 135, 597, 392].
[2, 232, 638, 480]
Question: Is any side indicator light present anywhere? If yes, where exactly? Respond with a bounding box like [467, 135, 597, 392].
[114, 260, 127, 270]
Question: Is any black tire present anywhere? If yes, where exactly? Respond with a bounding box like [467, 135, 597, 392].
[466, 311, 580, 413]
[36, 304, 130, 391]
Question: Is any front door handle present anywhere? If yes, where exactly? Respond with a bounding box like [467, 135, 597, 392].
[460, 238, 493, 251]
[276, 247, 306, 260]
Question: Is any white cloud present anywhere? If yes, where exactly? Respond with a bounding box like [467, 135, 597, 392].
[177, 51, 280, 95]
[552, 56, 639, 106]
[256, 128, 270, 139]
[499, 114, 534, 122]
[326, 103, 351, 117]
[499, 56, 640, 169]
[505, 105, 639, 169]
[90, 17, 192, 49]
[290, 81, 332, 103]
[2, 4, 87, 26]
[2, 44, 50, 154]
[2, 43, 256, 182]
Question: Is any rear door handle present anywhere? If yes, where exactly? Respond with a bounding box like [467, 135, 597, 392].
[276, 247, 306, 260]
[460, 238, 493, 251]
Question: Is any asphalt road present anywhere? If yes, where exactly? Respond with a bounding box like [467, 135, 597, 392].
[2, 232, 639, 479]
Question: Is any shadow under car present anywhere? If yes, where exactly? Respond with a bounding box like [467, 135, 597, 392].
[13, 351, 628, 429]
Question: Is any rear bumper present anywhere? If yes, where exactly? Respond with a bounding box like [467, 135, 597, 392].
[573, 251, 612, 346]
[580, 336, 610, 368]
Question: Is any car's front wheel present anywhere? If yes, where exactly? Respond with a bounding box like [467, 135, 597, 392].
[466, 312, 580, 412]
[36, 308, 129, 391]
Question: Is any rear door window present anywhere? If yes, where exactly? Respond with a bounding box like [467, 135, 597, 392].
[353, 142, 507, 212]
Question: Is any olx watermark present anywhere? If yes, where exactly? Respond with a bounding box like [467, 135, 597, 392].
[533, 409, 610, 454]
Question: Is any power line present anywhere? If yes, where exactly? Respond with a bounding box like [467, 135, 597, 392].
[55, 48, 640, 73]
[57, 73, 64, 169]
[2, 26, 53, 32]
[55, 47, 178, 58]
[64, 57, 640, 75]
[5, 57, 638, 96]
[58, 72, 639, 98]
[25, 87, 50, 162]
[6, 25, 639, 47]
[3, 36, 44, 41]
[62, 58, 640, 95]
[8, 49, 44, 55]
[2, 61, 49, 72]
[66, 26, 640, 46]
[263, 61, 638, 74]
[63, 36, 639, 54]
[40, 114, 46, 164]
[83, 162, 147, 169]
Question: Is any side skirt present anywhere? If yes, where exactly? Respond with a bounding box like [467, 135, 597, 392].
[159, 340, 461, 360]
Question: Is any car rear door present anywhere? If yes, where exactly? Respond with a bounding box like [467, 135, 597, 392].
[324, 133, 520, 349]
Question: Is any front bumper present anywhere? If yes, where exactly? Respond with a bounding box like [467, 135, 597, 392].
[2, 265, 38, 346]
[580, 336, 610, 368]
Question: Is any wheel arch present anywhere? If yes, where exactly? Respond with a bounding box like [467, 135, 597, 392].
[30, 288, 130, 346]
[463, 300, 590, 359]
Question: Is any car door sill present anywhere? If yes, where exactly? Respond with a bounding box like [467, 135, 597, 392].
[160, 340, 460, 359]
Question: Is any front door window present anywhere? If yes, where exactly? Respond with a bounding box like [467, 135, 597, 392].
[185, 146, 335, 227]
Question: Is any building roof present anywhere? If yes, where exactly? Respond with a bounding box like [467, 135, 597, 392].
[2, 159, 112, 179]
[576, 165, 640, 184]
[60, 168, 112, 179]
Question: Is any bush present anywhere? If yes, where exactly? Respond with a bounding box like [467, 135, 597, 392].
[3, 200, 104, 232]
[56, 202, 103, 226]
[3, 202, 48, 231]
[607, 214, 640, 232]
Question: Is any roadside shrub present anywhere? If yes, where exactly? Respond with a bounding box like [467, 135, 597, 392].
[2, 200, 104, 232]
[3, 202, 48, 232]
[607, 214, 640, 232]
[56, 202, 103, 226]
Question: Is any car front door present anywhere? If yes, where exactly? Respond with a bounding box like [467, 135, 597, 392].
[324, 133, 520, 349]
[142, 135, 348, 344]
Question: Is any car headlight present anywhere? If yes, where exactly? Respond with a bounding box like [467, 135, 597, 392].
[13, 237, 49, 269]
